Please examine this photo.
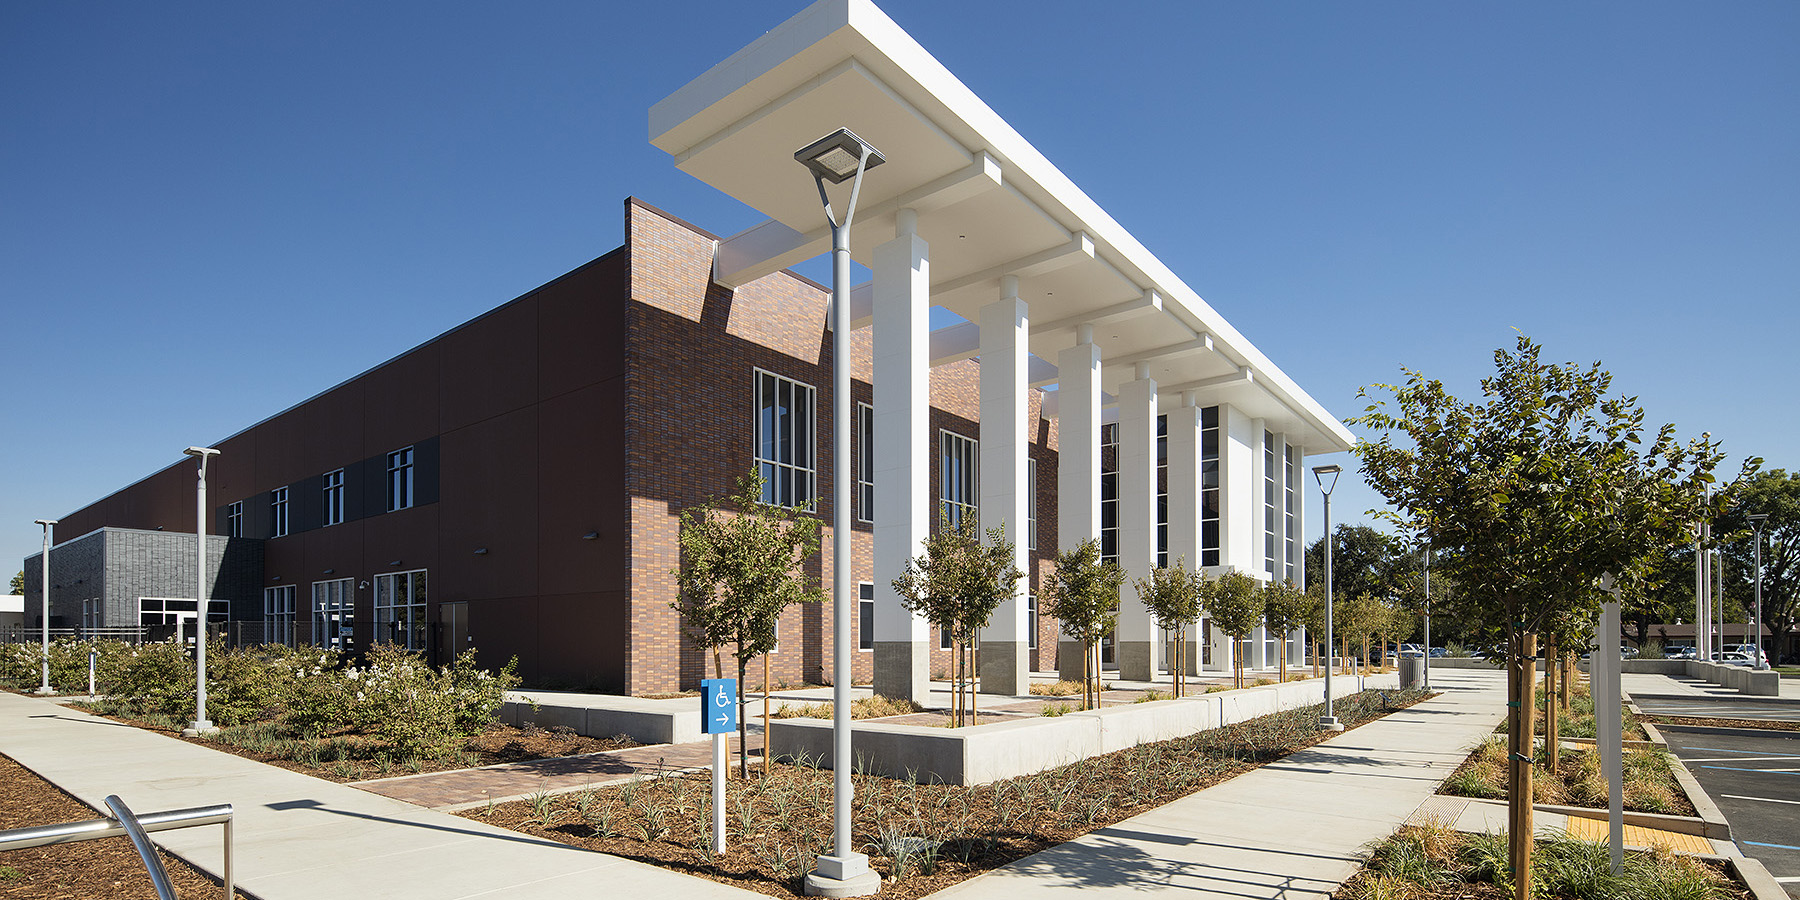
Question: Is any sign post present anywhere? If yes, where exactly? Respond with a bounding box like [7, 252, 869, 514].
[701, 678, 737, 854]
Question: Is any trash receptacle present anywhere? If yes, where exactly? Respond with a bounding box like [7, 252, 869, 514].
[1399, 655, 1424, 689]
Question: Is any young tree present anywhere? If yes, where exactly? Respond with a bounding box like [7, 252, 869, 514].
[1259, 579, 1309, 683]
[1045, 538, 1123, 710]
[892, 515, 1025, 727]
[672, 471, 823, 776]
[1135, 558, 1203, 697]
[9, 571, 21, 595]
[1202, 570, 1263, 689]
[1352, 335, 1743, 898]
[1300, 582, 1329, 676]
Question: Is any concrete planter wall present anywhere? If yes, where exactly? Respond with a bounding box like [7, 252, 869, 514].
[500, 692, 701, 745]
[771, 673, 1400, 786]
[1585, 658, 1781, 695]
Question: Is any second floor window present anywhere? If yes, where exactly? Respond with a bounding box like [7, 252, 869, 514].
[270, 487, 289, 538]
[939, 430, 978, 531]
[388, 447, 414, 511]
[754, 370, 815, 508]
[226, 501, 243, 538]
[323, 468, 345, 526]
[857, 402, 874, 523]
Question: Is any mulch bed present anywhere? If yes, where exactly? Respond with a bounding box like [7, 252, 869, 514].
[0, 753, 250, 899]
[71, 704, 641, 783]
[459, 688, 1431, 899]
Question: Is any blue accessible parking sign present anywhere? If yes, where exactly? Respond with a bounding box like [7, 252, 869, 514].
[702, 678, 737, 735]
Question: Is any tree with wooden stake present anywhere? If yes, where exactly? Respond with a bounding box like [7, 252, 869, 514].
[891, 514, 1024, 728]
[1352, 335, 1747, 898]
[1333, 593, 1378, 674]
[672, 471, 823, 777]
[1202, 570, 1263, 690]
[1301, 582, 1328, 676]
[1135, 558, 1203, 698]
[1260, 579, 1309, 683]
[1045, 538, 1123, 710]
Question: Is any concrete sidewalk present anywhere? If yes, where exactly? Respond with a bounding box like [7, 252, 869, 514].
[933, 668, 1508, 899]
[0, 691, 760, 899]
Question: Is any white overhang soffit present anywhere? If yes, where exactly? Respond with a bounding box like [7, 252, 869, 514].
[649, 0, 1355, 453]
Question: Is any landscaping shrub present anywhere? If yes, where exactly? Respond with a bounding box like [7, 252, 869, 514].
[1346, 824, 1736, 899]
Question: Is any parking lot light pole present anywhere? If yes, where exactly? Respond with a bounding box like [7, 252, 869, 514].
[1749, 513, 1768, 669]
[795, 126, 883, 899]
[1313, 464, 1343, 731]
[182, 446, 220, 737]
[1422, 542, 1431, 692]
[33, 519, 57, 695]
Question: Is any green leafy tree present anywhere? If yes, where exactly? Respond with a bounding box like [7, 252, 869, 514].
[9, 571, 21, 595]
[892, 515, 1025, 727]
[1351, 334, 1744, 897]
[1259, 579, 1309, 682]
[1134, 558, 1203, 697]
[672, 471, 823, 775]
[1305, 525, 1406, 598]
[1717, 470, 1800, 664]
[1045, 538, 1123, 709]
[1334, 593, 1382, 668]
[1299, 582, 1330, 675]
[1202, 570, 1262, 689]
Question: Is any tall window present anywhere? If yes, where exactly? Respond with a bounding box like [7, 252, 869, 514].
[1284, 444, 1297, 584]
[939, 430, 978, 531]
[859, 582, 874, 651]
[323, 468, 345, 526]
[754, 369, 816, 507]
[264, 585, 296, 646]
[857, 402, 874, 523]
[1200, 407, 1220, 566]
[1264, 430, 1278, 577]
[82, 599, 101, 632]
[270, 487, 289, 538]
[226, 501, 243, 538]
[1157, 414, 1169, 568]
[1027, 457, 1038, 551]
[1028, 594, 1039, 651]
[1100, 423, 1119, 564]
[312, 578, 353, 651]
[374, 569, 427, 651]
[387, 446, 415, 511]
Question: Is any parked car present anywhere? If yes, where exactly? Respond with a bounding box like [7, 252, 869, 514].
[1719, 652, 1756, 667]
[1722, 644, 1766, 666]
[1664, 645, 1696, 660]
[1428, 647, 1449, 658]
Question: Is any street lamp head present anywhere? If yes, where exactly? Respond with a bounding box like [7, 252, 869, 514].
[183, 446, 220, 459]
[35, 518, 57, 527]
[1312, 464, 1342, 495]
[795, 128, 885, 184]
[1748, 513, 1768, 530]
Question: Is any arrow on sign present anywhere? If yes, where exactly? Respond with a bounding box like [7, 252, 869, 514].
[715, 711, 731, 727]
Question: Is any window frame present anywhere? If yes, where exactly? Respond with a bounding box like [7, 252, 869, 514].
[226, 501, 243, 538]
[373, 569, 428, 651]
[312, 578, 354, 651]
[753, 369, 817, 509]
[856, 401, 874, 523]
[387, 446, 415, 512]
[858, 582, 874, 651]
[323, 468, 346, 526]
[270, 487, 289, 538]
[263, 584, 297, 646]
[939, 429, 979, 533]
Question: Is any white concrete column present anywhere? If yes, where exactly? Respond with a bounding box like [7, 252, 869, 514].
[1291, 443, 1308, 668]
[979, 278, 1030, 695]
[873, 209, 931, 703]
[1167, 394, 1203, 675]
[1117, 363, 1159, 681]
[1056, 326, 1101, 683]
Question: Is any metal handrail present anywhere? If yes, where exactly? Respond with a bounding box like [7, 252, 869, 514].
[0, 797, 234, 899]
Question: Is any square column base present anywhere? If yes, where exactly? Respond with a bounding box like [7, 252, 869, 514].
[1117, 640, 1155, 682]
[873, 641, 930, 705]
[1057, 640, 1088, 684]
[977, 640, 1028, 695]
[805, 853, 880, 897]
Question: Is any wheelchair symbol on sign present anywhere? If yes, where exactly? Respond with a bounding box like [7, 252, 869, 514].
[715, 686, 730, 706]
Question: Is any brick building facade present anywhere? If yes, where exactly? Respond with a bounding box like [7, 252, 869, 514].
[32, 198, 1063, 693]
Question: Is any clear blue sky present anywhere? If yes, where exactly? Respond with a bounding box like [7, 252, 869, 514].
[4, 1, 1795, 576]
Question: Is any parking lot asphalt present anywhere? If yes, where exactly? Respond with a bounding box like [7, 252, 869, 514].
[1634, 692, 1800, 724]
[1657, 721, 1800, 897]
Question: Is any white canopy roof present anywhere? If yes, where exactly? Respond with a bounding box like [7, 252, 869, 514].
[651, 0, 1354, 452]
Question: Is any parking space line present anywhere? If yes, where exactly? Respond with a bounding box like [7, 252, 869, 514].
[1744, 840, 1800, 852]
[1699, 765, 1800, 776]
[1684, 756, 1800, 763]
[1722, 794, 1800, 806]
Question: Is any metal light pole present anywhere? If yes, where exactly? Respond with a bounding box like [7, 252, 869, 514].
[1750, 514, 1768, 669]
[796, 127, 883, 899]
[1422, 542, 1431, 692]
[1313, 464, 1344, 731]
[33, 519, 57, 695]
[182, 447, 220, 737]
